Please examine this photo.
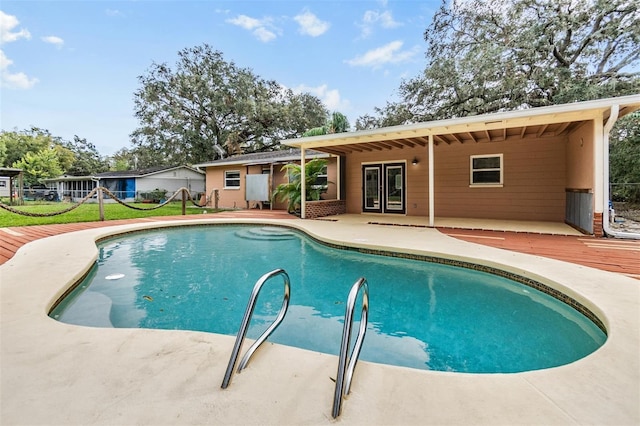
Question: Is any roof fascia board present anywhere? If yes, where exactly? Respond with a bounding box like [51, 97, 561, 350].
[141, 165, 204, 177]
[282, 94, 640, 148]
[194, 152, 330, 168]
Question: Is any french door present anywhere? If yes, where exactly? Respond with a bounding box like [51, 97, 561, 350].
[362, 163, 405, 214]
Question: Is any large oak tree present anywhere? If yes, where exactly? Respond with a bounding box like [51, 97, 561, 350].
[356, 0, 639, 128]
[131, 44, 329, 167]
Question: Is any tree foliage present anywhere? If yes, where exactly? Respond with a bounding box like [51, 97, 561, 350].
[610, 112, 640, 202]
[0, 128, 108, 183]
[131, 44, 328, 167]
[12, 149, 63, 186]
[1, 128, 56, 167]
[357, 0, 640, 128]
[302, 111, 350, 136]
[0, 138, 7, 166]
[61, 136, 109, 176]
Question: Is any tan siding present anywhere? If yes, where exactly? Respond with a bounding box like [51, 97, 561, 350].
[434, 137, 567, 221]
[342, 137, 568, 221]
[566, 121, 595, 189]
[344, 146, 428, 214]
[204, 156, 338, 211]
[205, 166, 246, 209]
[324, 158, 338, 200]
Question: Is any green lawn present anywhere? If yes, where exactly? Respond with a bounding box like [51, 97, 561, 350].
[0, 200, 217, 227]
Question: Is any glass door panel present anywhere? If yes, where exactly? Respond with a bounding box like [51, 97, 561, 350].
[385, 164, 404, 212]
[363, 166, 381, 212]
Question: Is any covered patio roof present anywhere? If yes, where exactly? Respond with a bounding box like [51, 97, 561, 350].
[282, 94, 640, 155]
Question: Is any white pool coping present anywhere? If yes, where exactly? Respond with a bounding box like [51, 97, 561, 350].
[1, 217, 638, 425]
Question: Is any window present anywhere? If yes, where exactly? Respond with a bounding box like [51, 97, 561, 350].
[470, 154, 503, 186]
[312, 165, 328, 189]
[0, 181, 6, 187]
[224, 170, 241, 188]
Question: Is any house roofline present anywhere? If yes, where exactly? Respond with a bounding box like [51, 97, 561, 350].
[193, 149, 330, 168]
[282, 94, 640, 149]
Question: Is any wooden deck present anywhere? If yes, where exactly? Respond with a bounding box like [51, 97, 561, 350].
[438, 229, 640, 279]
[1, 211, 638, 279]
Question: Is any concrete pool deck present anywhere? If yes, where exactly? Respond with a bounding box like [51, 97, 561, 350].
[1, 216, 639, 425]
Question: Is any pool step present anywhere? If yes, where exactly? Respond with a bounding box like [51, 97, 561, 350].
[234, 226, 298, 241]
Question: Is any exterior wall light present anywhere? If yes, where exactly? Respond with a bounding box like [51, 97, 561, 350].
[412, 157, 419, 165]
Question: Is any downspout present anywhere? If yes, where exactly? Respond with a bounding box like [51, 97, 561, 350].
[602, 105, 639, 239]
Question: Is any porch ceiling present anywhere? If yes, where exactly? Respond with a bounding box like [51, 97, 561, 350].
[304, 120, 588, 156]
[282, 95, 640, 156]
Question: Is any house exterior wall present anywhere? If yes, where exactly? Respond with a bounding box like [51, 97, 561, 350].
[203, 157, 338, 211]
[566, 121, 595, 190]
[434, 136, 567, 221]
[270, 163, 290, 210]
[0, 177, 10, 197]
[343, 137, 568, 222]
[344, 145, 426, 214]
[205, 166, 247, 209]
[136, 169, 205, 198]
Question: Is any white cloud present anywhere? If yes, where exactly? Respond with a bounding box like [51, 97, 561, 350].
[42, 35, 64, 48]
[345, 40, 419, 68]
[294, 10, 330, 37]
[293, 83, 350, 112]
[360, 10, 402, 38]
[0, 49, 12, 69]
[105, 9, 123, 17]
[0, 11, 31, 43]
[0, 49, 38, 89]
[0, 13, 37, 89]
[227, 14, 262, 30]
[254, 27, 276, 43]
[226, 14, 279, 42]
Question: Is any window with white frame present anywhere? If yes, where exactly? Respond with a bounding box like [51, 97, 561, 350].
[224, 170, 241, 188]
[312, 165, 328, 189]
[470, 154, 503, 186]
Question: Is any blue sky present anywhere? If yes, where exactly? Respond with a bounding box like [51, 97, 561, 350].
[1, 1, 439, 156]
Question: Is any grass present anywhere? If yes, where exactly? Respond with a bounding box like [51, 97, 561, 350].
[0, 200, 217, 227]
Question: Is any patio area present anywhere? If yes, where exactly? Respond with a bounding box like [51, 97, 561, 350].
[1, 212, 638, 425]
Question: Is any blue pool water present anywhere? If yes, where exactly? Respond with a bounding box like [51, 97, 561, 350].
[50, 225, 606, 373]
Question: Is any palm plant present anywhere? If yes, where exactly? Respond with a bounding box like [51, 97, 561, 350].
[302, 112, 350, 137]
[272, 158, 330, 213]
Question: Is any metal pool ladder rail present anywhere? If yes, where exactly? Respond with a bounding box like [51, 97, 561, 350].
[332, 277, 369, 418]
[221, 268, 291, 389]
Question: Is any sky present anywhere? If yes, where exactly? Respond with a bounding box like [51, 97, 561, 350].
[0, 0, 440, 157]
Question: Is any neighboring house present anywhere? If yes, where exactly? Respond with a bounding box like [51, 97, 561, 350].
[0, 167, 23, 202]
[194, 149, 338, 210]
[282, 94, 640, 237]
[46, 165, 205, 202]
[0, 176, 10, 197]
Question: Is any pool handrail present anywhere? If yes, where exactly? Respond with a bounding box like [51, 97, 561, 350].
[220, 268, 291, 389]
[332, 277, 369, 418]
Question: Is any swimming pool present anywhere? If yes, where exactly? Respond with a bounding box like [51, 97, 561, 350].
[50, 224, 606, 373]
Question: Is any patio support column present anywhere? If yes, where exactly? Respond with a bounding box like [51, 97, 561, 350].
[428, 134, 435, 227]
[300, 148, 306, 219]
[336, 155, 341, 200]
[269, 163, 274, 210]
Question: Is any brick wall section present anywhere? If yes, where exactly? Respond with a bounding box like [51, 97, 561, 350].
[593, 212, 603, 237]
[305, 200, 346, 219]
